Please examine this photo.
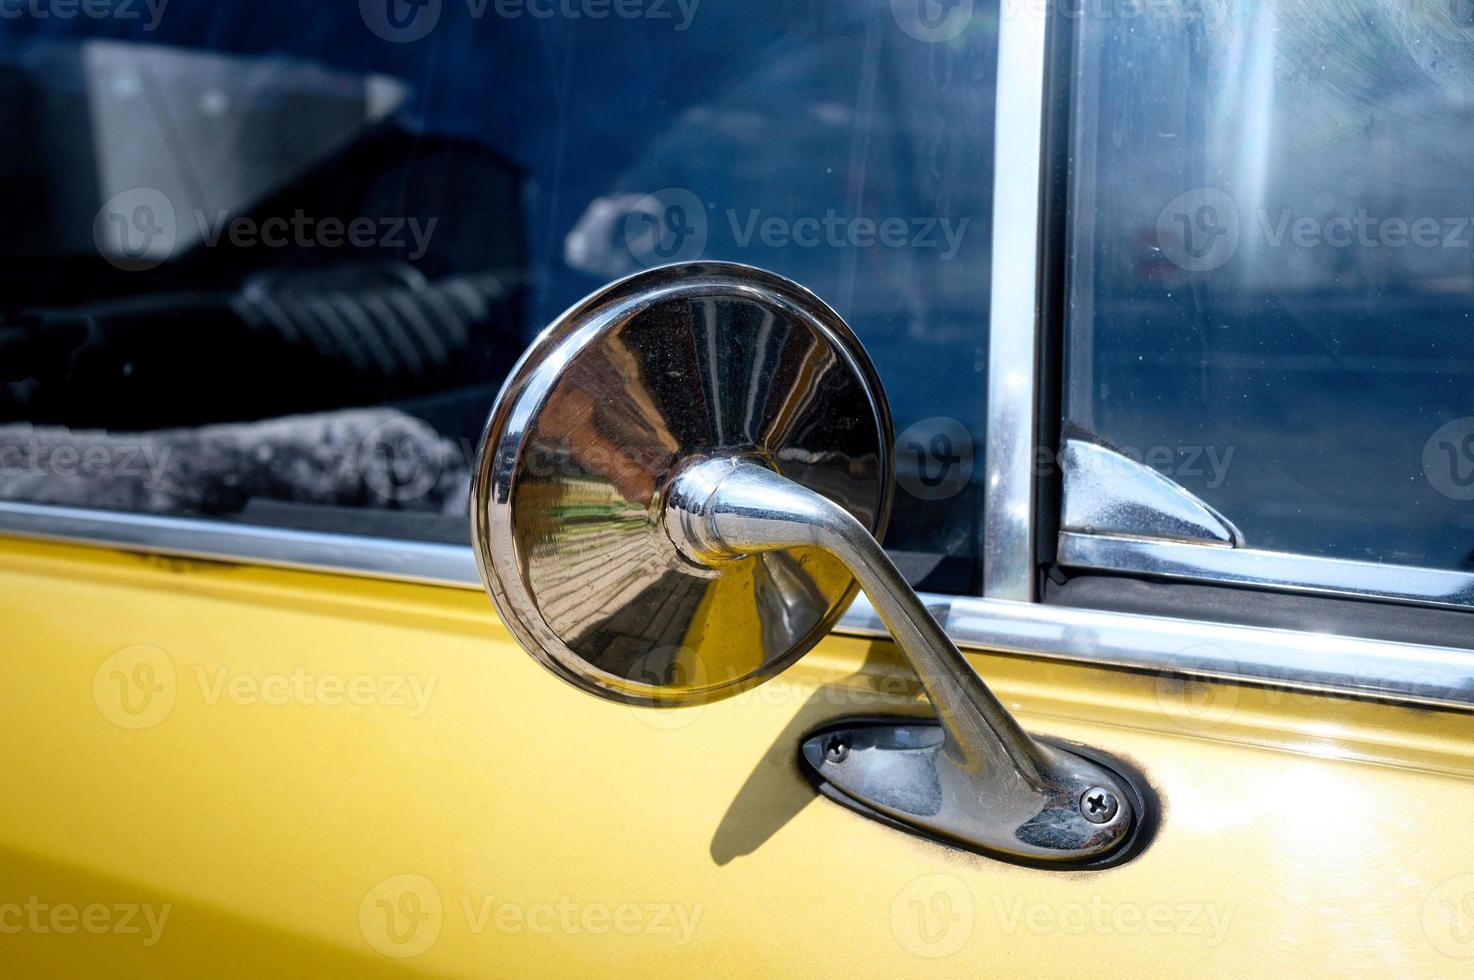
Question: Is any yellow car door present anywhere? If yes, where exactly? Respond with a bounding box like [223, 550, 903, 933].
[3, 0, 1474, 977]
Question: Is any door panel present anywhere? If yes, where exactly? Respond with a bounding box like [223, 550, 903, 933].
[3, 535, 1471, 977]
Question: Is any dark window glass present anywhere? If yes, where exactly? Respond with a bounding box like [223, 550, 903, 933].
[1067, 0, 1474, 570]
[0, 1, 997, 591]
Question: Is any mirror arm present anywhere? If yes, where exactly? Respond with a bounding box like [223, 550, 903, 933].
[671, 457, 1043, 780]
[667, 457, 1139, 863]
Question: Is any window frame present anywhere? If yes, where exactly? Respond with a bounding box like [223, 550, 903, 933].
[1045, 0, 1474, 617]
[1, 3, 1472, 712]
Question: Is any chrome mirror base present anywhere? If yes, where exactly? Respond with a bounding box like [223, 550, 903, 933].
[667, 457, 1138, 864]
[801, 719, 1154, 867]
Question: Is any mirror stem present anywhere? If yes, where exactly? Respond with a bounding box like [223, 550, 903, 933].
[667, 456, 1138, 862]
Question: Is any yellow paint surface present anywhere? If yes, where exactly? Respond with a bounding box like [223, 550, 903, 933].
[1, 536, 1473, 977]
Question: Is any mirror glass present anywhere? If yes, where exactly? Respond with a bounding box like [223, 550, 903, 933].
[472, 263, 891, 705]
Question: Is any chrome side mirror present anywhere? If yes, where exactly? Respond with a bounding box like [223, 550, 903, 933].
[472, 262, 1141, 865]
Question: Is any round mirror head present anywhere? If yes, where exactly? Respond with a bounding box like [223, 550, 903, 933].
[472, 262, 892, 706]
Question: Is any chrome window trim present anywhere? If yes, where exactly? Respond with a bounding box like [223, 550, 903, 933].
[1058, 531, 1474, 612]
[981, 0, 1050, 602]
[0, 500, 477, 586]
[2, 501, 1471, 711]
[842, 595, 1474, 711]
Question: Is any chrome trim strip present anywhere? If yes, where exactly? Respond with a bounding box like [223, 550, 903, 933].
[841, 594, 1474, 711]
[1058, 531, 1474, 612]
[0, 501, 478, 586]
[2, 502, 1470, 711]
[981, 0, 1050, 601]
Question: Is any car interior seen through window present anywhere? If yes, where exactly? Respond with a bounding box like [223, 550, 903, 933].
[0, 1, 998, 594]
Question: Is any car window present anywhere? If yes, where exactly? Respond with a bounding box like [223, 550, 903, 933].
[0, 1, 998, 592]
[1065, 0, 1474, 574]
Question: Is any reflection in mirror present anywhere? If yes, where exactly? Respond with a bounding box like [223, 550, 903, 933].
[472, 262, 891, 705]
